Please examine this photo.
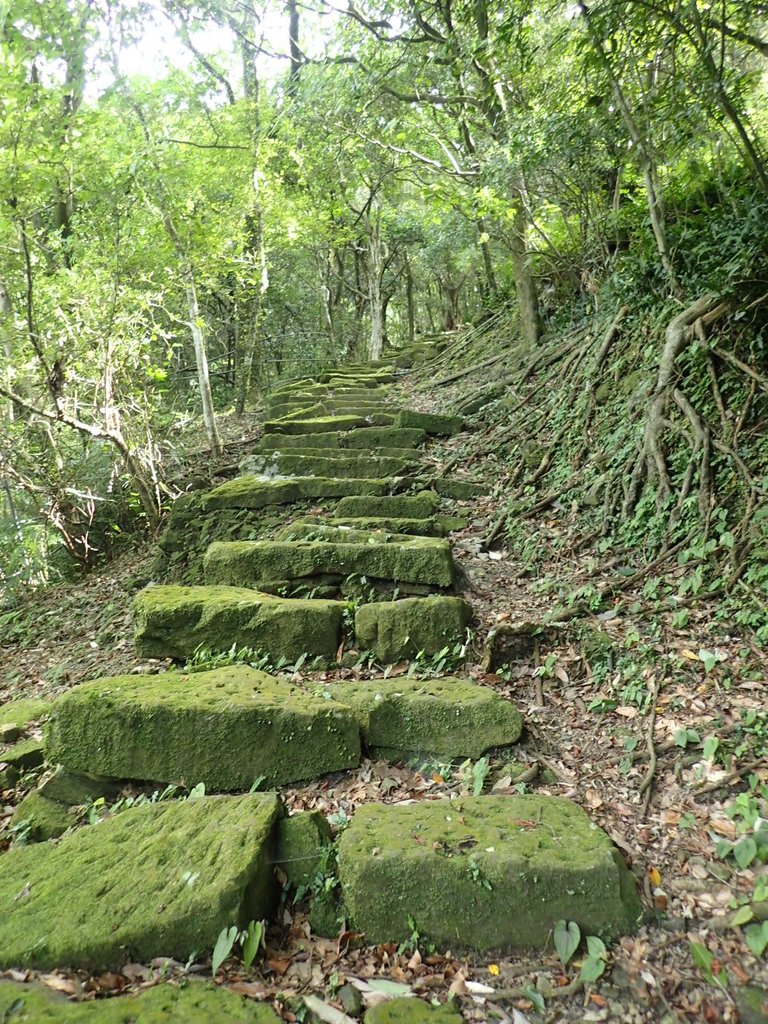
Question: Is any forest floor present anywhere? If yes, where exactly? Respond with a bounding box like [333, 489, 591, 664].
[1, 380, 767, 1024]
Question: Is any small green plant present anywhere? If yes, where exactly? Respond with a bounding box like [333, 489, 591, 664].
[689, 941, 728, 988]
[554, 920, 609, 982]
[408, 629, 474, 677]
[211, 919, 265, 975]
[467, 855, 492, 891]
[460, 756, 490, 796]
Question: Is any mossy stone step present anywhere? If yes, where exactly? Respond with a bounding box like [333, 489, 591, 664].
[0, 793, 280, 970]
[394, 410, 464, 436]
[47, 667, 360, 790]
[335, 491, 439, 519]
[255, 445, 418, 461]
[323, 516, 447, 537]
[338, 795, 642, 950]
[133, 585, 345, 662]
[0, 981, 282, 1023]
[204, 536, 454, 589]
[274, 403, 395, 424]
[264, 415, 386, 435]
[258, 426, 426, 451]
[329, 677, 523, 760]
[203, 476, 391, 511]
[10, 792, 75, 843]
[355, 596, 471, 663]
[239, 452, 414, 480]
[265, 389, 390, 418]
[319, 370, 393, 385]
[418, 478, 488, 499]
[275, 523, 419, 545]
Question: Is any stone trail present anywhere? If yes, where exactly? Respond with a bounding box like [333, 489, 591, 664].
[1, 345, 642, 984]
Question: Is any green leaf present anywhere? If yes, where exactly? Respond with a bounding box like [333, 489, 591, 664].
[242, 919, 264, 970]
[734, 836, 758, 869]
[187, 782, 206, 799]
[698, 649, 717, 673]
[211, 925, 238, 975]
[554, 919, 581, 966]
[368, 980, 412, 996]
[702, 736, 719, 762]
[689, 941, 714, 979]
[744, 921, 768, 958]
[730, 905, 754, 927]
[579, 956, 606, 983]
[585, 935, 607, 959]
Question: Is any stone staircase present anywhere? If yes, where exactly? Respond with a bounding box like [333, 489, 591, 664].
[0, 349, 642, 987]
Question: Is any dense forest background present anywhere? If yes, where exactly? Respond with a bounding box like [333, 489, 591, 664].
[2, 0, 767, 616]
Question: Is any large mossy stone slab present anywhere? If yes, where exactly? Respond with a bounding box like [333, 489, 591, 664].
[275, 811, 333, 888]
[205, 537, 454, 589]
[203, 476, 390, 511]
[0, 793, 280, 970]
[341, 426, 426, 450]
[0, 981, 282, 1023]
[394, 411, 464, 436]
[1, 737, 44, 770]
[275, 402, 394, 423]
[355, 597, 472, 663]
[46, 667, 360, 790]
[338, 795, 642, 950]
[276, 523, 420, 545]
[240, 453, 413, 480]
[133, 585, 345, 662]
[335, 491, 439, 520]
[329, 677, 523, 759]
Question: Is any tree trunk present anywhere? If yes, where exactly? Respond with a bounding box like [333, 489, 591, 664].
[405, 255, 416, 344]
[510, 198, 541, 349]
[366, 203, 385, 360]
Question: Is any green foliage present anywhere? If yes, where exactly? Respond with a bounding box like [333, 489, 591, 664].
[211, 920, 266, 975]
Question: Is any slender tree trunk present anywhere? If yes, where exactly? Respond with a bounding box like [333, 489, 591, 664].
[510, 198, 541, 349]
[0, 282, 15, 420]
[366, 202, 385, 360]
[404, 255, 415, 345]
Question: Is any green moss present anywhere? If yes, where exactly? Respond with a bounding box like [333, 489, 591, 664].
[46, 667, 360, 791]
[1, 737, 44, 770]
[0, 981, 282, 1022]
[0, 793, 281, 970]
[203, 476, 390, 511]
[354, 597, 472, 663]
[239, 453, 413, 480]
[338, 795, 642, 950]
[11, 792, 76, 842]
[393, 411, 464, 436]
[364, 999, 462, 1024]
[133, 585, 345, 662]
[328, 677, 523, 759]
[309, 888, 343, 938]
[275, 811, 333, 888]
[204, 537, 454, 589]
[0, 698, 49, 729]
[264, 416, 384, 436]
[335, 492, 439, 520]
[340, 427, 426, 450]
[255, 445, 417, 461]
[275, 523, 418, 544]
[275, 402, 394, 423]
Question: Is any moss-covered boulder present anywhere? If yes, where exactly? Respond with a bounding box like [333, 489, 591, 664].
[203, 475, 391, 511]
[335, 491, 439, 520]
[239, 453, 413, 480]
[133, 585, 345, 662]
[0, 697, 49, 729]
[328, 677, 523, 760]
[355, 597, 472, 663]
[10, 792, 76, 842]
[204, 537, 454, 590]
[37, 766, 121, 805]
[275, 811, 333, 888]
[0, 980, 282, 1022]
[0, 792, 281, 970]
[338, 795, 642, 950]
[393, 411, 464, 436]
[47, 667, 361, 790]
[364, 999, 462, 1024]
